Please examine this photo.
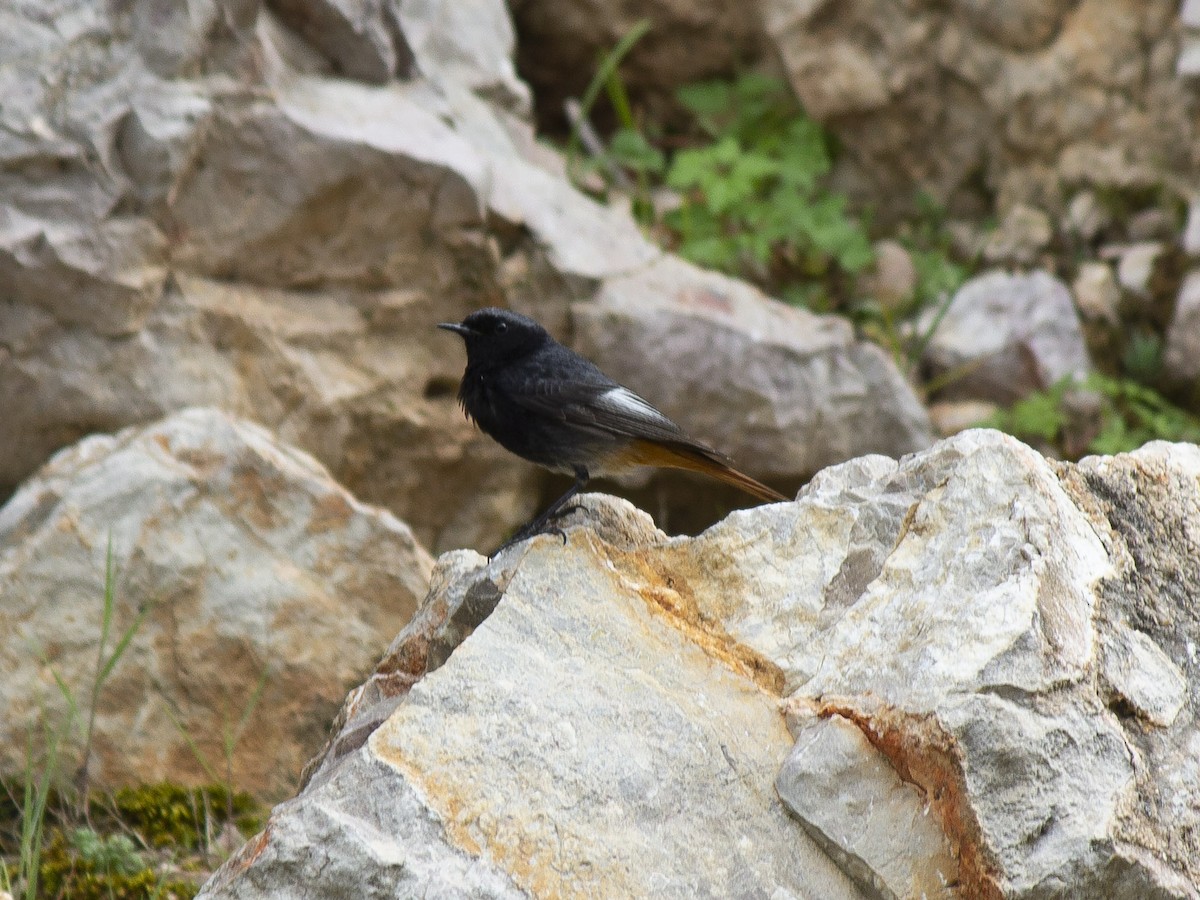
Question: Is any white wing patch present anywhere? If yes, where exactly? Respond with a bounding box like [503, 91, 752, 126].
[598, 387, 675, 426]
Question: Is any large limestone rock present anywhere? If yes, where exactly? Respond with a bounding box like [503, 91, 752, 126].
[0, 0, 931, 552]
[205, 516, 866, 899]
[201, 431, 1199, 897]
[0, 408, 433, 798]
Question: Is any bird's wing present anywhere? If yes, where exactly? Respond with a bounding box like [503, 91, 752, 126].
[508, 369, 706, 447]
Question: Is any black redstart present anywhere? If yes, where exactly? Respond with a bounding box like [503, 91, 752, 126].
[439, 307, 787, 549]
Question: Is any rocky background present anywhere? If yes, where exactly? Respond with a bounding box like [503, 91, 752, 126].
[1, 0, 1198, 897]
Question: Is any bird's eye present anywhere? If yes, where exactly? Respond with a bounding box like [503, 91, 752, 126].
[495, 321, 508, 334]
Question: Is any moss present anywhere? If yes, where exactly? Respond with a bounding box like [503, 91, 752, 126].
[102, 783, 265, 849]
[2, 781, 265, 899]
[36, 829, 197, 900]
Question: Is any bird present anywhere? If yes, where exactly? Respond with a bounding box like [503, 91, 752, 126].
[439, 307, 787, 550]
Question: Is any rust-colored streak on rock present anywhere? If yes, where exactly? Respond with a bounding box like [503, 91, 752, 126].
[216, 822, 273, 883]
[228, 463, 286, 530]
[308, 491, 354, 534]
[613, 548, 786, 696]
[819, 701, 1004, 900]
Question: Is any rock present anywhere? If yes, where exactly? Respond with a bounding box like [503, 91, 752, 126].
[204, 496, 865, 899]
[921, 270, 1092, 403]
[508, 0, 766, 129]
[1183, 198, 1200, 255]
[1064, 191, 1112, 242]
[856, 238, 918, 311]
[394, 0, 531, 114]
[1073, 261, 1122, 325]
[946, 0, 1074, 50]
[1184, 0, 1200, 28]
[1113, 242, 1169, 299]
[691, 431, 1199, 895]
[573, 255, 936, 482]
[981, 203, 1054, 266]
[773, 40, 891, 118]
[1127, 208, 1178, 243]
[1163, 270, 1200, 383]
[267, 0, 406, 83]
[1178, 38, 1200, 78]
[761, 0, 1194, 224]
[776, 714, 958, 898]
[0, 0, 542, 552]
[0, 0, 931, 553]
[203, 431, 1200, 897]
[0, 408, 433, 798]
[927, 398, 999, 436]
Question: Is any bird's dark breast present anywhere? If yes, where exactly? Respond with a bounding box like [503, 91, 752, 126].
[459, 369, 615, 474]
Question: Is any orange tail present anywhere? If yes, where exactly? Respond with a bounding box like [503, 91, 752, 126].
[625, 439, 789, 503]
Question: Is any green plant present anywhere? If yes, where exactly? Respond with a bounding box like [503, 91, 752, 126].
[70, 826, 145, 876]
[1122, 330, 1164, 384]
[103, 783, 264, 851]
[9, 714, 74, 899]
[163, 667, 270, 829]
[6, 535, 148, 899]
[566, 20, 652, 182]
[664, 75, 873, 289]
[984, 374, 1200, 457]
[34, 827, 196, 900]
[76, 537, 151, 811]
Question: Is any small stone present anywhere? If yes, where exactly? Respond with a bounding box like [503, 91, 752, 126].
[1072, 261, 1121, 325]
[920, 270, 1092, 403]
[1183, 0, 1200, 29]
[1163, 270, 1200, 382]
[982, 204, 1054, 266]
[1064, 191, 1111, 242]
[1183, 198, 1200, 255]
[1113, 242, 1166, 298]
[1176, 38, 1200, 78]
[857, 238, 917, 311]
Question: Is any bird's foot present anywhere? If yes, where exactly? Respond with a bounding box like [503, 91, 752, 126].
[489, 523, 568, 559]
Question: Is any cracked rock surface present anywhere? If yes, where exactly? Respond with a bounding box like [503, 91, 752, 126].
[202, 430, 1199, 898]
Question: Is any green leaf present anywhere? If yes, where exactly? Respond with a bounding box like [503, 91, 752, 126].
[676, 80, 737, 136]
[609, 128, 665, 175]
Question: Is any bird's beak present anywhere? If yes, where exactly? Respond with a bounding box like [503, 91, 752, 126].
[438, 322, 470, 336]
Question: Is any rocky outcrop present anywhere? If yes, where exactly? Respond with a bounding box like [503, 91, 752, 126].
[510, 0, 1197, 228]
[0, 0, 932, 553]
[200, 431, 1200, 897]
[764, 0, 1196, 223]
[0, 408, 432, 798]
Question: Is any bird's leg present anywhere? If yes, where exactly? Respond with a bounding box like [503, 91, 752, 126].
[492, 468, 589, 555]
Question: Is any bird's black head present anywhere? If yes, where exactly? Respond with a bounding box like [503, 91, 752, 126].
[438, 308, 552, 368]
